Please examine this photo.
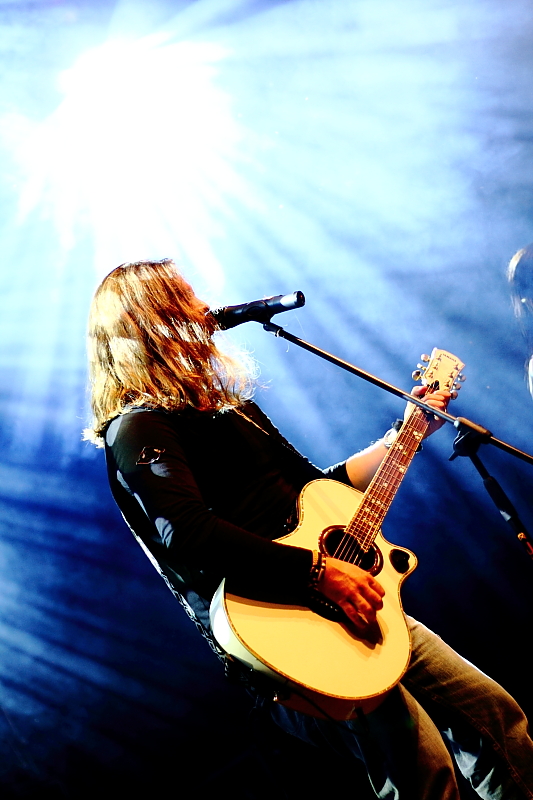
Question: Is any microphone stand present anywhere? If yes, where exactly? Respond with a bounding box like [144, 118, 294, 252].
[262, 319, 533, 563]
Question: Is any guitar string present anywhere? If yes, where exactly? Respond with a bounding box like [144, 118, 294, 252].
[334, 410, 425, 560]
[352, 412, 427, 549]
[331, 362, 460, 564]
[332, 408, 430, 566]
[342, 437, 421, 563]
[344, 434, 424, 564]
[349, 411, 428, 555]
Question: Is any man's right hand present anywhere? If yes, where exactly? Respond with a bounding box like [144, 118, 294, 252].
[317, 557, 385, 636]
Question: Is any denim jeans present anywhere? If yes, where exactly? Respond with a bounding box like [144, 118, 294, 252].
[268, 617, 533, 799]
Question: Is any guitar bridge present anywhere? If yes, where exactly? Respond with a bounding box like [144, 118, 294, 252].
[307, 588, 346, 622]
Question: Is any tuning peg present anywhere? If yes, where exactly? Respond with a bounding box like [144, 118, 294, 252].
[450, 390, 458, 400]
[416, 363, 428, 370]
[457, 373, 466, 382]
[452, 382, 462, 392]
[412, 370, 422, 381]
[420, 354, 430, 362]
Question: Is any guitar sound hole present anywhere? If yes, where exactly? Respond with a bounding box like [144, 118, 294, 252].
[320, 526, 383, 576]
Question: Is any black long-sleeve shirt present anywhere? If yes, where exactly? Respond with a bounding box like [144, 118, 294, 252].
[104, 401, 350, 632]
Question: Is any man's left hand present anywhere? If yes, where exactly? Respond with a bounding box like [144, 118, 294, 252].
[406, 386, 451, 438]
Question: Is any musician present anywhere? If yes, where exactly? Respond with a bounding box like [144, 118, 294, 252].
[508, 244, 533, 396]
[86, 259, 533, 799]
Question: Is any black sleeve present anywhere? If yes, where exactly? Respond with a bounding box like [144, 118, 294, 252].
[242, 402, 351, 487]
[105, 410, 313, 603]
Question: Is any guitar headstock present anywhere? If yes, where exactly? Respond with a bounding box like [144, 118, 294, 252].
[412, 348, 465, 398]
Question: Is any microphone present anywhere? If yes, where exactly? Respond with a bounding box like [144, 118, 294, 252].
[209, 291, 305, 330]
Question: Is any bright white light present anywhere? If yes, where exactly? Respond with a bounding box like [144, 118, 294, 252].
[14, 34, 242, 288]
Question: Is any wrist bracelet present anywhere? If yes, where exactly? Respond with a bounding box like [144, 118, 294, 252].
[309, 550, 327, 590]
[382, 427, 399, 449]
[383, 420, 423, 452]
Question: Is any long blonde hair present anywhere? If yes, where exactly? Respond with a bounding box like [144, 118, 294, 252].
[85, 259, 254, 445]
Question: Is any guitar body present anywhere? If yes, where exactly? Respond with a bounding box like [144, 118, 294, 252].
[210, 479, 417, 715]
[210, 348, 464, 719]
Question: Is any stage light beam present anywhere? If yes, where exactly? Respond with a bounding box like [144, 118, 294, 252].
[14, 35, 241, 288]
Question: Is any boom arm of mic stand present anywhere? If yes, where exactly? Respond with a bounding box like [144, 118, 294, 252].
[263, 322, 449, 414]
[262, 320, 533, 467]
[263, 320, 533, 561]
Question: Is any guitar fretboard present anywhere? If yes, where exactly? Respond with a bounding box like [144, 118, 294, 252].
[330, 348, 463, 566]
[333, 406, 429, 562]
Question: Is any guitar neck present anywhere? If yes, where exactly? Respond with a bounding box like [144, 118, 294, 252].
[346, 406, 430, 550]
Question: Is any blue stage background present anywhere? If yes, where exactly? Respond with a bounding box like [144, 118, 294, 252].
[0, 1, 532, 796]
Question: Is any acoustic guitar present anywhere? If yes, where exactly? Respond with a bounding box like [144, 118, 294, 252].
[210, 348, 465, 719]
